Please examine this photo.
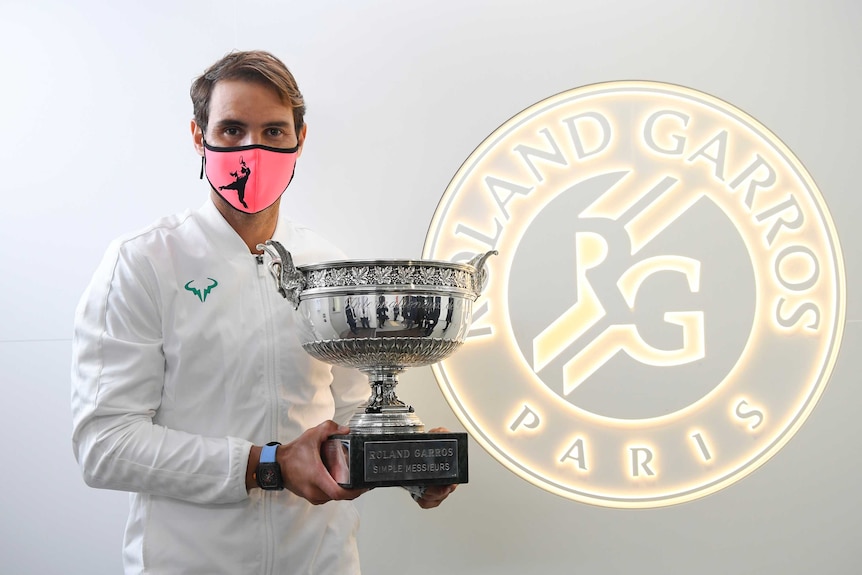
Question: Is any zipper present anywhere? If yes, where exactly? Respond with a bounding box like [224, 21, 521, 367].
[258, 254, 279, 440]
[256, 253, 279, 575]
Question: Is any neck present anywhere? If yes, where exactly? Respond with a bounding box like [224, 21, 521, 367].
[210, 191, 280, 254]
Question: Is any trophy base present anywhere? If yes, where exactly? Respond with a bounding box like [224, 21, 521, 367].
[322, 432, 468, 489]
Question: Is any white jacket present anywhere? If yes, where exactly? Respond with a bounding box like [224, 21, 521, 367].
[71, 200, 369, 574]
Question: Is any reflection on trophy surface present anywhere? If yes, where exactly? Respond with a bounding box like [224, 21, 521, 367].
[257, 239, 495, 488]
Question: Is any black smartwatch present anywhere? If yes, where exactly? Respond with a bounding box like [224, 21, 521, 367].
[255, 442, 284, 490]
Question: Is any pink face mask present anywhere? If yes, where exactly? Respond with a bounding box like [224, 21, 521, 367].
[201, 140, 299, 214]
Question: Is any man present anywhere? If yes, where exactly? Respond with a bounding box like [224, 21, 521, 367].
[357, 294, 371, 329]
[71, 50, 454, 574]
[345, 296, 358, 334]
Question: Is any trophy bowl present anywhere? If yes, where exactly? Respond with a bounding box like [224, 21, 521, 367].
[257, 240, 496, 488]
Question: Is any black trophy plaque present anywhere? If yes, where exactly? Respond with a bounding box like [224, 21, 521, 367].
[322, 432, 469, 489]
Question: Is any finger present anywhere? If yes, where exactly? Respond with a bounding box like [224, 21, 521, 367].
[315, 419, 349, 440]
[302, 474, 349, 505]
[308, 488, 368, 505]
[422, 484, 456, 501]
[311, 458, 349, 501]
[415, 495, 446, 509]
[312, 454, 371, 502]
[315, 483, 369, 503]
[415, 485, 456, 508]
[334, 487, 370, 501]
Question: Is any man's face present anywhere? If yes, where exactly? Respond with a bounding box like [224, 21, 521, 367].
[192, 79, 306, 154]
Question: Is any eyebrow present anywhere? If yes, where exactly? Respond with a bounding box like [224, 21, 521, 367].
[211, 118, 294, 129]
[211, 118, 247, 130]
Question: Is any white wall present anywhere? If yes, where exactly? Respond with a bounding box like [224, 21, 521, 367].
[1, 0, 859, 573]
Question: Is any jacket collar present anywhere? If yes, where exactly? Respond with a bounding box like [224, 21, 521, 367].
[196, 199, 289, 260]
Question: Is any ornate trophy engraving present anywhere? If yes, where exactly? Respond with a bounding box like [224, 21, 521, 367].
[257, 240, 495, 489]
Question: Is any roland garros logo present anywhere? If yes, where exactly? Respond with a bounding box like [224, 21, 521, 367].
[423, 81, 845, 508]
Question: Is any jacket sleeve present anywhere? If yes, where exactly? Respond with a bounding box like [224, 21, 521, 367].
[330, 364, 370, 427]
[71, 240, 251, 505]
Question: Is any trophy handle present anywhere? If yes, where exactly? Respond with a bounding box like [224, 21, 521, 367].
[256, 240, 305, 308]
[466, 250, 498, 297]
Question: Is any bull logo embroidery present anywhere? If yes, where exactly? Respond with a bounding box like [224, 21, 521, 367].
[184, 278, 219, 303]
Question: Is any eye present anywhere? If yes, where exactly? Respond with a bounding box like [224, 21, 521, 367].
[266, 127, 284, 137]
[224, 127, 240, 136]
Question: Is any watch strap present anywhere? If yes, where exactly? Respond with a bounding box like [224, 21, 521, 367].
[260, 442, 280, 464]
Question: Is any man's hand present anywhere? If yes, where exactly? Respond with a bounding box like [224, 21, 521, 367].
[248, 421, 367, 505]
[412, 484, 458, 509]
[280, 420, 369, 504]
[412, 426, 459, 509]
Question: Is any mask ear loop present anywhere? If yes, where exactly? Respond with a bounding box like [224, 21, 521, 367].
[199, 136, 207, 179]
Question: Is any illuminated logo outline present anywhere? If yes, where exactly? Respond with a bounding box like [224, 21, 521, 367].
[423, 81, 845, 508]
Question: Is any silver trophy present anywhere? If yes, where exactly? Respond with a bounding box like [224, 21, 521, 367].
[257, 240, 495, 489]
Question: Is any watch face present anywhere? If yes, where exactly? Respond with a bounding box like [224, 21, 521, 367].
[260, 468, 277, 484]
[257, 464, 282, 489]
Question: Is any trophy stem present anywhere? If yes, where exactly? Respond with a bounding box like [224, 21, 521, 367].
[347, 368, 425, 434]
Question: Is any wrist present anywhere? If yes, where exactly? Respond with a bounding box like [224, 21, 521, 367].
[246, 445, 262, 491]
[254, 442, 285, 490]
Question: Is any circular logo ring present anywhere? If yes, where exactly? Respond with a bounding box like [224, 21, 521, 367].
[424, 81, 845, 508]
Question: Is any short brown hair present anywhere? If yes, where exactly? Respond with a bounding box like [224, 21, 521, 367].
[190, 50, 306, 136]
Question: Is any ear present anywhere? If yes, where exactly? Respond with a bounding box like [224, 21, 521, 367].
[296, 123, 308, 158]
[191, 120, 205, 156]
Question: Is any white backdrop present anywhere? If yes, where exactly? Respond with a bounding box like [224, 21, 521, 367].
[1, 0, 860, 573]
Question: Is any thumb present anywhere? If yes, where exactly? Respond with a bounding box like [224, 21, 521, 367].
[316, 420, 350, 438]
